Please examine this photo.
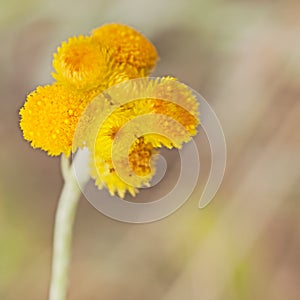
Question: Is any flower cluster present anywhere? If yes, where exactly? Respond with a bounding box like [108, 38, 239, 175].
[19, 23, 199, 197]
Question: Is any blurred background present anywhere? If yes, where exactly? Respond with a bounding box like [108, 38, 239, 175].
[1, 0, 300, 299]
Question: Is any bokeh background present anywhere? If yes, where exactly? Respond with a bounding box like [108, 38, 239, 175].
[1, 0, 300, 299]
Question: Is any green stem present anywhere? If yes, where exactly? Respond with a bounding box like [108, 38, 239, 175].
[49, 154, 88, 300]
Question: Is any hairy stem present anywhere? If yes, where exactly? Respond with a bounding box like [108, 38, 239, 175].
[49, 154, 88, 300]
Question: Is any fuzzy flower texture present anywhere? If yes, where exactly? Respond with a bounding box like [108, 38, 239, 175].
[20, 23, 199, 198]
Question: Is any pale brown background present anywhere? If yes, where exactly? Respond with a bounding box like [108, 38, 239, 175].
[1, 0, 300, 299]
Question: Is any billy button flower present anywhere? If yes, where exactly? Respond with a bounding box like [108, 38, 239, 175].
[18, 23, 202, 300]
[92, 23, 158, 78]
[130, 77, 200, 149]
[19, 83, 101, 157]
[88, 101, 158, 198]
[84, 77, 199, 198]
[90, 138, 157, 198]
[52, 35, 123, 91]
[18, 24, 182, 300]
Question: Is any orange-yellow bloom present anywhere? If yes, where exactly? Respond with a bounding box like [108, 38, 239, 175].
[92, 23, 158, 78]
[81, 77, 199, 197]
[52, 35, 109, 91]
[20, 84, 95, 156]
[19, 23, 199, 198]
[90, 137, 157, 198]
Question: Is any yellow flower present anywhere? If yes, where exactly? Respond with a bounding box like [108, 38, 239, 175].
[92, 23, 158, 78]
[52, 35, 119, 91]
[74, 76, 199, 197]
[19, 24, 199, 198]
[19, 84, 96, 156]
[90, 137, 157, 198]
[122, 77, 200, 148]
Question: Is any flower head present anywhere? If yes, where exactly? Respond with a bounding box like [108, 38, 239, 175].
[19, 84, 97, 156]
[75, 77, 199, 197]
[19, 24, 199, 198]
[52, 35, 107, 90]
[92, 23, 158, 77]
[90, 137, 157, 198]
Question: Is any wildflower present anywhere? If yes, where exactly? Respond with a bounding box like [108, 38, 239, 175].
[19, 24, 199, 198]
[52, 35, 108, 91]
[92, 23, 158, 78]
[90, 137, 157, 198]
[20, 84, 97, 156]
[76, 77, 199, 197]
